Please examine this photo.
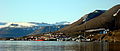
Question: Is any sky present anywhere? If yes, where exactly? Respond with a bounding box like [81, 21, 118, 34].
[0, 0, 119, 24]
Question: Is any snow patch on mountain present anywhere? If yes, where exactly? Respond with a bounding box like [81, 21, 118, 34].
[0, 21, 71, 28]
[55, 21, 71, 25]
[113, 9, 120, 16]
[0, 22, 38, 28]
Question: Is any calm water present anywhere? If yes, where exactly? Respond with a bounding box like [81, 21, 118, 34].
[0, 41, 119, 51]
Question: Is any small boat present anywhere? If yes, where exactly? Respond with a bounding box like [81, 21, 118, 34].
[34, 39, 45, 41]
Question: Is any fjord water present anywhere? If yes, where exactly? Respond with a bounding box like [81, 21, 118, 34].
[0, 41, 119, 51]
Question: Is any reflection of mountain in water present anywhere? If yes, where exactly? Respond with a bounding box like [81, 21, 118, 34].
[0, 41, 119, 51]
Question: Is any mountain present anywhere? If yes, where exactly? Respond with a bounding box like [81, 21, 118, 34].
[0, 22, 6, 25]
[29, 22, 53, 26]
[55, 21, 71, 25]
[29, 21, 71, 26]
[0, 22, 37, 28]
[59, 4, 120, 34]
[0, 27, 38, 38]
[30, 25, 68, 34]
[0, 22, 39, 38]
[0, 22, 70, 38]
[28, 21, 70, 34]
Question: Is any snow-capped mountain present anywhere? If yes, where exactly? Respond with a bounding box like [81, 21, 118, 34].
[54, 21, 71, 25]
[0, 22, 70, 38]
[0, 21, 71, 28]
[0, 22, 38, 28]
[0, 22, 6, 25]
[29, 22, 53, 26]
[29, 21, 71, 26]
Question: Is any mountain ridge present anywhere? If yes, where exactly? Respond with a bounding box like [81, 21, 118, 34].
[59, 4, 120, 34]
[0, 21, 70, 38]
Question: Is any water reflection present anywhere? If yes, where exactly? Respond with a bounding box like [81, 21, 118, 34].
[0, 41, 119, 51]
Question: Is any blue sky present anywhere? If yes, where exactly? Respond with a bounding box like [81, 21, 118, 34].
[0, 0, 119, 23]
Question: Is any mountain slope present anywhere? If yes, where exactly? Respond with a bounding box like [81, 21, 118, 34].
[30, 25, 68, 34]
[60, 4, 120, 33]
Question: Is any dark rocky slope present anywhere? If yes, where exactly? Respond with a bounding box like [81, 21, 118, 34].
[60, 4, 120, 33]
